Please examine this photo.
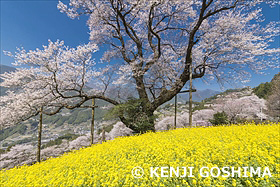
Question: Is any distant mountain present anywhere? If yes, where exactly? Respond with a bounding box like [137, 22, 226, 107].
[180, 89, 221, 102]
[162, 89, 221, 106]
[0, 64, 16, 96]
[173, 89, 221, 103]
[0, 64, 16, 75]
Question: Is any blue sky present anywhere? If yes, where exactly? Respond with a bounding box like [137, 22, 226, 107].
[0, 1, 279, 91]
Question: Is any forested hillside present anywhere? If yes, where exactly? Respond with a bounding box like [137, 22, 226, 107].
[253, 73, 280, 99]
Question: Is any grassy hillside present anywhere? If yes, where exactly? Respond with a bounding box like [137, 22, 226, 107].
[1, 123, 279, 186]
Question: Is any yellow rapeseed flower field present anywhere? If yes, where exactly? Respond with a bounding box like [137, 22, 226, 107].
[1, 123, 279, 187]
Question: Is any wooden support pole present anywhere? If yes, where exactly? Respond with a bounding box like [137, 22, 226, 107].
[91, 98, 95, 145]
[37, 107, 43, 163]
[101, 127, 106, 143]
[174, 94, 177, 129]
[189, 60, 193, 127]
[174, 89, 196, 128]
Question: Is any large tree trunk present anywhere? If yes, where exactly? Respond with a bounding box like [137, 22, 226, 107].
[146, 109, 155, 132]
[118, 106, 155, 133]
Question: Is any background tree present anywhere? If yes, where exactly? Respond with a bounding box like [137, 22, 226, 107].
[155, 114, 188, 131]
[108, 122, 133, 139]
[193, 109, 215, 123]
[209, 111, 229, 126]
[253, 82, 272, 99]
[267, 73, 280, 121]
[214, 94, 267, 123]
[0, 41, 102, 161]
[0, 40, 101, 128]
[57, 0, 279, 132]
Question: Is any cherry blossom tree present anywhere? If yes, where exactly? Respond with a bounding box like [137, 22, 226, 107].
[108, 122, 133, 139]
[0, 40, 101, 162]
[0, 144, 36, 170]
[155, 109, 214, 130]
[192, 109, 215, 125]
[1, 0, 279, 134]
[214, 94, 267, 123]
[56, 0, 279, 131]
[155, 113, 189, 131]
[0, 40, 101, 127]
[68, 135, 91, 149]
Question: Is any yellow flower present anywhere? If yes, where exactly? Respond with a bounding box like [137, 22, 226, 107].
[232, 180, 237, 187]
[0, 123, 279, 187]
